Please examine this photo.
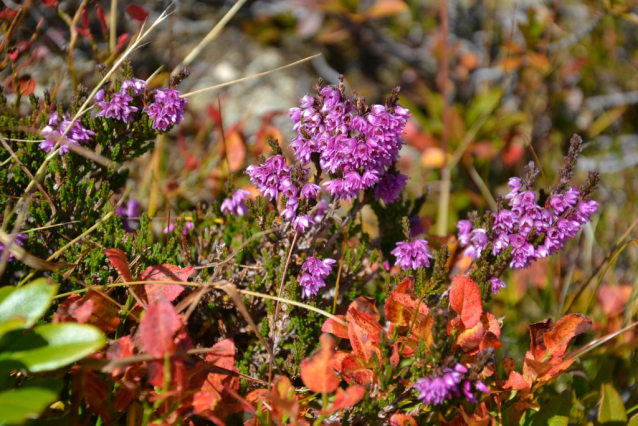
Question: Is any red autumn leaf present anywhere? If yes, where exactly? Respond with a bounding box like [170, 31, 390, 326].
[139, 299, 182, 358]
[385, 277, 429, 327]
[96, 3, 108, 34]
[71, 367, 113, 422]
[449, 275, 483, 329]
[223, 129, 247, 173]
[455, 317, 485, 353]
[0, 8, 19, 20]
[300, 334, 340, 393]
[348, 321, 382, 362]
[390, 414, 418, 426]
[321, 315, 349, 339]
[598, 285, 632, 317]
[106, 335, 134, 376]
[125, 4, 149, 23]
[321, 385, 366, 414]
[193, 339, 241, 417]
[104, 248, 135, 282]
[348, 308, 385, 342]
[269, 376, 300, 421]
[140, 264, 193, 304]
[116, 33, 129, 51]
[340, 353, 375, 385]
[41, 0, 57, 7]
[12, 75, 35, 96]
[346, 295, 380, 322]
[54, 290, 121, 333]
[479, 331, 502, 352]
[502, 371, 530, 390]
[542, 313, 592, 360]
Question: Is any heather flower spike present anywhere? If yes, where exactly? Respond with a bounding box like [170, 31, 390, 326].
[39, 111, 95, 155]
[221, 189, 250, 217]
[299, 256, 336, 298]
[391, 239, 434, 271]
[457, 135, 599, 272]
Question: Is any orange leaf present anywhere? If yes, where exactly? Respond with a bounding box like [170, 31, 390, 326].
[139, 299, 182, 358]
[390, 414, 418, 426]
[104, 248, 134, 282]
[322, 315, 349, 339]
[140, 264, 194, 304]
[348, 321, 382, 362]
[53, 290, 120, 333]
[502, 371, 529, 390]
[456, 318, 485, 353]
[365, 0, 408, 19]
[479, 331, 501, 352]
[384, 277, 429, 327]
[13, 75, 35, 96]
[300, 334, 340, 393]
[321, 385, 366, 414]
[543, 314, 592, 360]
[449, 275, 482, 329]
[223, 130, 247, 173]
[346, 296, 380, 322]
[348, 308, 385, 342]
[340, 353, 375, 385]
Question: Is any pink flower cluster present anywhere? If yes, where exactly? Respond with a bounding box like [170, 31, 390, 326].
[245, 154, 320, 232]
[144, 88, 189, 131]
[414, 363, 489, 406]
[39, 112, 95, 155]
[96, 78, 147, 122]
[299, 256, 336, 298]
[289, 85, 410, 203]
[458, 177, 599, 270]
[221, 189, 250, 217]
[391, 239, 434, 271]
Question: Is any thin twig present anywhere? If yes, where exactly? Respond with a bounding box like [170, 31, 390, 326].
[181, 54, 322, 98]
[269, 230, 299, 389]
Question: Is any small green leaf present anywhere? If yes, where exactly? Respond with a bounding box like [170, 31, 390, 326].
[532, 391, 571, 426]
[627, 413, 638, 426]
[0, 378, 62, 425]
[0, 279, 56, 328]
[0, 323, 105, 372]
[598, 383, 627, 425]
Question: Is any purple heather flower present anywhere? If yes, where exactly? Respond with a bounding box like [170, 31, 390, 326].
[245, 154, 292, 202]
[301, 183, 321, 199]
[299, 256, 335, 298]
[96, 90, 138, 122]
[39, 112, 95, 155]
[374, 173, 408, 204]
[293, 215, 314, 232]
[414, 364, 467, 406]
[163, 221, 176, 234]
[183, 221, 194, 235]
[457, 220, 473, 247]
[0, 233, 27, 263]
[121, 78, 148, 95]
[391, 239, 434, 271]
[221, 189, 250, 217]
[115, 199, 142, 231]
[313, 199, 329, 222]
[489, 276, 506, 295]
[144, 87, 189, 131]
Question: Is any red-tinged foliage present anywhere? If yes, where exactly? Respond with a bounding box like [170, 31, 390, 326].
[53, 290, 120, 333]
[390, 414, 418, 426]
[11, 75, 35, 95]
[139, 299, 183, 358]
[192, 339, 242, 419]
[223, 127, 247, 173]
[125, 4, 149, 23]
[320, 385, 366, 414]
[71, 367, 113, 423]
[384, 276, 429, 327]
[140, 264, 193, 304]
[116, 33, 129, 51]
[106, 335, 134, 376]
[95, 3, 107, 34]
[104, 248, 135, 282]
[449, 275, 483, 329]
[321, 315, 349, 338]
[300, 334, 340, 393]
